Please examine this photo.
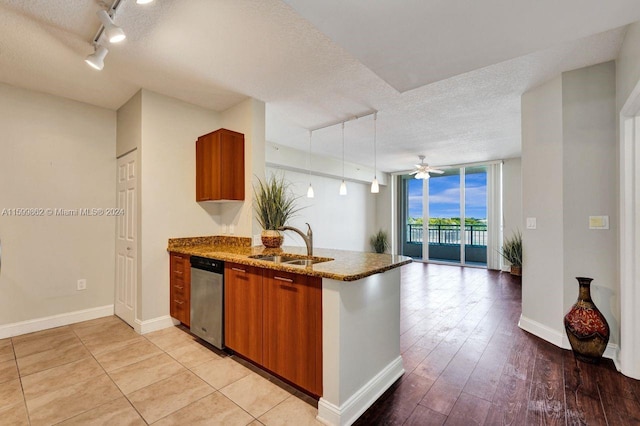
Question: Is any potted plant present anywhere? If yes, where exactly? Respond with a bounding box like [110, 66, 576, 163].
[500, 230, 522, 276]
[253, 174, 302, 248]
[370, 229, 390, 253]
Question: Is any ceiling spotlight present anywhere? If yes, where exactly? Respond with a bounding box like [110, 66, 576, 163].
[85, 45, 108, 70]
[97, 9, 126, 43]
[136, 0, 154, 3]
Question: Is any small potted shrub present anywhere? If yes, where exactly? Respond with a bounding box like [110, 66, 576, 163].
[253, 174, 301, 248]
[370, 229, 390, 254]
[500, 230, 522, 276]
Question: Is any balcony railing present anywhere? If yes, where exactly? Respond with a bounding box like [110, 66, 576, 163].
[407, 224, 487, 246]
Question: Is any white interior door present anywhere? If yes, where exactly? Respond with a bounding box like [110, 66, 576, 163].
[115, 151, 137, 327]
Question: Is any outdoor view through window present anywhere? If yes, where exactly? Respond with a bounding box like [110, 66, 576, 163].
[404, 166, 487, 265]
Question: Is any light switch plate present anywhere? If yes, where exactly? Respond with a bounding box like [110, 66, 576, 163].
[589, 215, 609, 230]
[526, 217, 537, 229]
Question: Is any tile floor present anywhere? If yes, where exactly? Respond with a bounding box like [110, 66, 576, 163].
[0, 316, 322, 425]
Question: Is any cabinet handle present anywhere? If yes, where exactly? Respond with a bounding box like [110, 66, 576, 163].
[232, 267, 246, 273]
[175, 270, 183, 275]
[174, 285, 184, 290]
[274, 276, 294, 283]
[174, 299, 184, 305]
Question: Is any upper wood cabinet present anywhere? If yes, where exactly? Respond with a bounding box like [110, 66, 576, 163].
[196, 128, 245, 201]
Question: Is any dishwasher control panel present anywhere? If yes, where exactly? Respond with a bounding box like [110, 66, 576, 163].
[190, 256, 224, 274]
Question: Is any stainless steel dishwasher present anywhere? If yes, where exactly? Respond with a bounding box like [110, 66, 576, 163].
[190, 256, 224, 349]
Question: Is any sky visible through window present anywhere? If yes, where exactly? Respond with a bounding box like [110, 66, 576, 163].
[408, 172, 487, 220]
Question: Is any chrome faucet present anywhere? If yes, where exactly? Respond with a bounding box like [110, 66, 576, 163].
[278, 223, 313, 256]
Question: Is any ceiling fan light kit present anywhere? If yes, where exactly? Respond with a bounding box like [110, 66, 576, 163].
[411, 155, 444, 179]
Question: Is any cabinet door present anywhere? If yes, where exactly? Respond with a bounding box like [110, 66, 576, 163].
[196, 129, 244, 201]
[169, 253, 191, 326]
[263, 269, 322, 396]
[224, 263, 263, 364]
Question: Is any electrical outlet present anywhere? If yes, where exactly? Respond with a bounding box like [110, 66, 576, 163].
[229, 224, 235, 234]
[77, 279, 87, 291]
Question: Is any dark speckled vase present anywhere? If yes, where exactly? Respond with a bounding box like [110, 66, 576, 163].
[564, 277, 610, 363]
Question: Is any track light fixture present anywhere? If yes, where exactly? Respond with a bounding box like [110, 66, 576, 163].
[85, 45, 108, 71]
[97, 9, 126, 43]
[86, 0, 151, 70]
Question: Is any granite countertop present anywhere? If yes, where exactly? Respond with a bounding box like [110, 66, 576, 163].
[168, 236, 412, 282]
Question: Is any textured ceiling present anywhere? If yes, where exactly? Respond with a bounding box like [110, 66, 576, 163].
[0, 0, 634, 172]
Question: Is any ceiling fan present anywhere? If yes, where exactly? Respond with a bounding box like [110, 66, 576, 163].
[410, 155, 444, 179]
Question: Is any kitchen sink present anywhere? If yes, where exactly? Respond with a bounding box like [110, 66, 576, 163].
[248, 254, 332, 266]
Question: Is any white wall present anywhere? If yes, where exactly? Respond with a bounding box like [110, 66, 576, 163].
[265, 168, 378, 252]
[520, 62, 619, 349]
[562, 62, 618, 344]
[502, 157, 522, 241]
[0, 83, 116, 327]
[265, 140, 389, 252]
[521, 76, 565, 336]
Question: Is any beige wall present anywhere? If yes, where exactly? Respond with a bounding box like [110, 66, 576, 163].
[221, 98, 266, 239]
[521, 76, 565, 334]
[138, 90, 223, 321]
[520, 61, 619, 348]
[116, 91, 142, 157]
[0, 83, 116, 326]
[617, 22, 640, 112]
[562, 61, 618, 344]
[502, 157, 522, 244]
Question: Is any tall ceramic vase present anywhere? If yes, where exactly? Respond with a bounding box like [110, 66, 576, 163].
[564, 277, 610, 363]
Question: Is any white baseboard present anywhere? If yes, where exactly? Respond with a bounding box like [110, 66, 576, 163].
[317, 356, 404, 426]
[518, 314, 568, 349]
[519, 314, 619, 363]
[134, 315, 178, 335]
[0, 305, 114, 339]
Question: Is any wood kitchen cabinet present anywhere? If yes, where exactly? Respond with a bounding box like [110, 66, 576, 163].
[263, 269, 323, 396]
[169, 252, 191, 326]
[195, 128, 245, 201]
[224, 262, 264, 364]
[224, 264, 323, 396]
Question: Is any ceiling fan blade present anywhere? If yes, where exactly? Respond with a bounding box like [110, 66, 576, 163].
[429, 169, 445, 174]
[409, 170, 418, 175]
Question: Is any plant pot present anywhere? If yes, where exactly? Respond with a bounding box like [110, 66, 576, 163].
[510, 265, 522, 276]
[261, 230, 283, 248]
[564, 277, 610, 363]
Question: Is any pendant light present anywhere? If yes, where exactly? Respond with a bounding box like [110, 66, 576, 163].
[307, 131, 314, 198]
[371, 112, 380, 193]
[339, 122, 347, 195]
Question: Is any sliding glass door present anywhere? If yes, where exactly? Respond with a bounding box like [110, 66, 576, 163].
[399, 164, 491, 267]
[428, 168, 461, 263]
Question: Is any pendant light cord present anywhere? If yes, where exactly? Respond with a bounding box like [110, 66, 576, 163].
[342, 122, 345, 180]
[373, 112, 377, 179]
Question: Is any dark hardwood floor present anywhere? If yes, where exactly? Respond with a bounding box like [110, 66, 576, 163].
[354, 262, 640, 425]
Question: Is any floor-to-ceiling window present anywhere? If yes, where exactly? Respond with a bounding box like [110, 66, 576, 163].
[399, 164, 491, 267]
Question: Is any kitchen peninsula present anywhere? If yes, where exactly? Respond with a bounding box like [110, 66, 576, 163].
[168, 236, 411, 426]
